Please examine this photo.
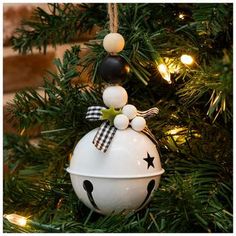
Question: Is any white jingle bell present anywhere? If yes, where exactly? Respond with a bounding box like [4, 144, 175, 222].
[102, 86, 128, 109]
[103, 33, 125, 53]
[114, 114, 129, 130]
[122, 104, 137, 120]
[131, 116, 146, 132]
[67, 128, 164, 215]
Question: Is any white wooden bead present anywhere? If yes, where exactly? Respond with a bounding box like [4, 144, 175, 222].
[103, 33, 125, 53]
[102, 86, 128, 108]
[122, 104, 137, 120]
[131, 116, 146, 132]
[114, 114, 129, 130]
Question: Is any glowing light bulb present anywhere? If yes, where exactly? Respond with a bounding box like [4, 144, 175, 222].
[168, 128, 179, 135]
[166, 127, 187, 145]
[181, 54, 194, 65]
[157, 64, 171, 84]
[179, 14, 185, 19]
[4, 214, 27, 227]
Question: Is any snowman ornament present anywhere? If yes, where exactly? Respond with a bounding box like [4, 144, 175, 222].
[67, 33, 164, 215]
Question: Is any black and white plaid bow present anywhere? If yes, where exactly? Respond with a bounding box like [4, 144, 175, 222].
[86, 106, 159, 152]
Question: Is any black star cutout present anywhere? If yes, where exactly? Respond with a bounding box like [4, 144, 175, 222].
[143, 152, 155, 169]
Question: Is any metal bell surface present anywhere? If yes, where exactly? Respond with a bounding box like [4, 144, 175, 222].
[67, 128, 164, 215]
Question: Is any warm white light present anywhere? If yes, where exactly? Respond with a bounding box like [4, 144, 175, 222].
[181, 54, 194, 65]
[166, 127, 187, 145]
[157, 64, 171, 84]
[179, 14, 185, 19]
[4, 214, 27, 227]
[166, 127, 201, 144]
[164, 57, 180, 73]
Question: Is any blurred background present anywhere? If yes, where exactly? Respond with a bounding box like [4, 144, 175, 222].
[3, 3, 97, 135]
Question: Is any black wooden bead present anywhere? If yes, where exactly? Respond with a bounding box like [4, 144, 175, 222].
[99, 55, 130, 83]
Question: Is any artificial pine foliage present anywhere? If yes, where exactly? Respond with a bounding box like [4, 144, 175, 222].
[4, 3, 232, 233]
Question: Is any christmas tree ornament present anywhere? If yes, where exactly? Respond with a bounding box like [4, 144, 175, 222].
[113, 114, 129, 130]
[102, 85, 128, 108]
[67, 85, 164, 215]
[131, 116, 146, 132]
[67, 128, 164, 215]
[103, 32, 125, 53]
[66, 3, 164, 216]
[122, 104, 137, 120]
[99, 55, 130, 83]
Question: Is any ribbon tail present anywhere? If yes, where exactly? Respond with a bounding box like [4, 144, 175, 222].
[142, 126, 159, 146]
[93, 121, 117, 153]
[137, 107, 159, 119]
[142, 126, 161, 158]
[86, 106, 106, 121]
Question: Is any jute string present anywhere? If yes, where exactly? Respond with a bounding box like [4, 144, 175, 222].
[108, 3, 118, 33]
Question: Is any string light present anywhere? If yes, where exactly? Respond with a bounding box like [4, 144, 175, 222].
[164, 57, 181, 73]
[166, 127, 201, 145]
[179, 13, 185, 19]
[180, 54, 194, 65]
[167, 127, 185, 136]
[143, 36, 171, 84]
[157, 64, 171, 84]
[166, 127, 188, 146]
[4, 213, 61, 232]
[20, 128, 25, 136]
[4, 214, 27, 227]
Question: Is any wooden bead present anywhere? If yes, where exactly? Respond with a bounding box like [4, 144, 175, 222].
[99, 55, 130, 83]
[103, 33, 125, 53]
[102, 86, 128, 109]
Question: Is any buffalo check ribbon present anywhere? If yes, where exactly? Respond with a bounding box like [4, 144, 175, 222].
[86, 106, 117, 152]
[85, 106, 106, 121]
[137, 107, 159, 119]
[86, 106, 159, 153]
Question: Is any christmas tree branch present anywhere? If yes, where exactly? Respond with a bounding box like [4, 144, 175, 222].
[11, 3, 107, 54]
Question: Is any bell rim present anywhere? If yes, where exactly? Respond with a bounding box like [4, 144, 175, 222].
[66, 167, 165, 179]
